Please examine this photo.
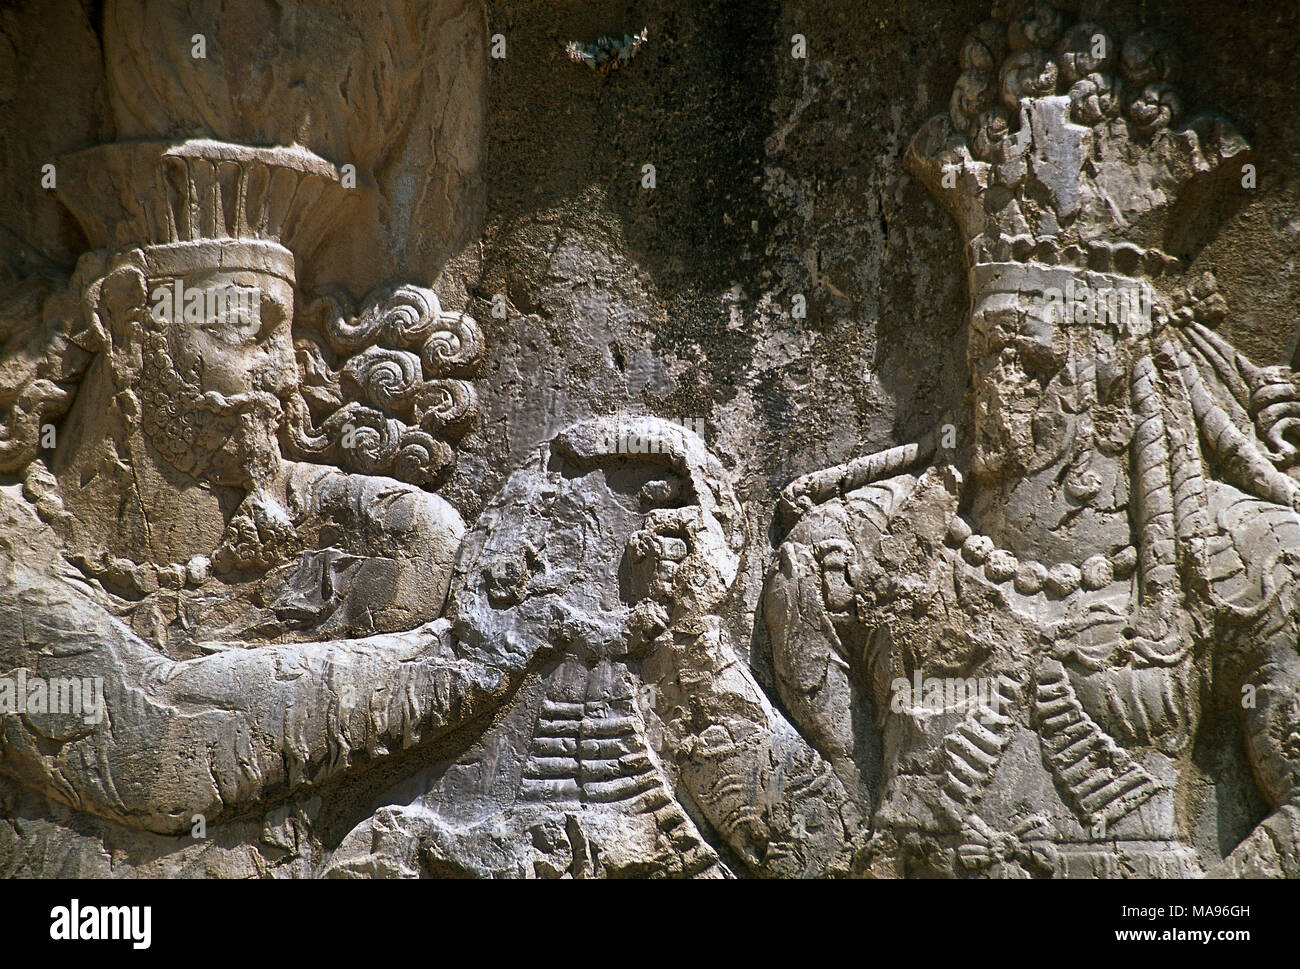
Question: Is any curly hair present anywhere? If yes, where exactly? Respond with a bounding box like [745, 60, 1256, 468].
[0, 261, 482, 491]
[285, 283, 483, 487]
[948, 3, 1189, 161]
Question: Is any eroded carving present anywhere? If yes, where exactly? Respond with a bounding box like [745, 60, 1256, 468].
[3, 0, 1296, 881]
[766, 2, 1300, 877]
[0, 137, 491, 843]
[326, 416, 860, 878]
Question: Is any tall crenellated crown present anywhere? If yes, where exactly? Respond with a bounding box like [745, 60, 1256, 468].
[55, 139, 357, 283]
[906, 2, 1250, 280]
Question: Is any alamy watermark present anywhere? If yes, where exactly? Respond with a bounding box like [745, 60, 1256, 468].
[605, 415, 706, 454]
[150, 279, 260, 327]
[889, 671, 1008, 725]
[1041, 279, 1153, 332]
[0, 671, 104, 725]
[50, 899, 150, 949]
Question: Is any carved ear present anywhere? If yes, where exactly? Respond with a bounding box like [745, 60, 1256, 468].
[91, 263, 149, 349]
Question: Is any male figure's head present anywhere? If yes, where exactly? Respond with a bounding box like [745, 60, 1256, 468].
[130, 244, 299, 490]
[65, 244, 298, 497]
[49, 140, 351, 493]
[905, 5, 1248, 489]
[29, 140, 353, 565]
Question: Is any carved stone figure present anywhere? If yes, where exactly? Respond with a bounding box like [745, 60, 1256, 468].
[326, 416, 859, 877]
[0, 137, 499, 860]
[766, 3, 1300, 877]
[2, 0, 1296, 880]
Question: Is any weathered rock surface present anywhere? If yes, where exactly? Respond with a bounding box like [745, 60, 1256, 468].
[0, 0, 1297, 877]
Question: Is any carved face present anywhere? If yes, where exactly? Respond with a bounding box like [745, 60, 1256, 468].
[967, 290, 1069, 478]
[140, 268, 298, 487]
[160, 269, 296, 399]
[450, 441, 730, 664]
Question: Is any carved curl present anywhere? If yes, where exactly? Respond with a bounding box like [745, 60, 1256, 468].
[945, 8, 1188, 143]
[287, 282, 482, 487]
[1068, 72, 1124, 126]
[341, 347, 423, 411]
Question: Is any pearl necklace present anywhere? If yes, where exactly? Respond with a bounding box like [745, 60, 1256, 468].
[945, 515, 1136, 597]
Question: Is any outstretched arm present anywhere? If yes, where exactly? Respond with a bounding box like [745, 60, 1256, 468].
[0, 560, 539, 835]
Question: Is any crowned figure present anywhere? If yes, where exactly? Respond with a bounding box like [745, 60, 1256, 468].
[765, 2, 1299, 877]
[0, 138, 508, 870]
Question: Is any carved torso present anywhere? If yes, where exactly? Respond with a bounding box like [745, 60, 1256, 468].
[853, 469, 1201, 876]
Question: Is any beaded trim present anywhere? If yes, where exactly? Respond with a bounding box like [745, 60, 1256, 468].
[945, 515, 1136, 597]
